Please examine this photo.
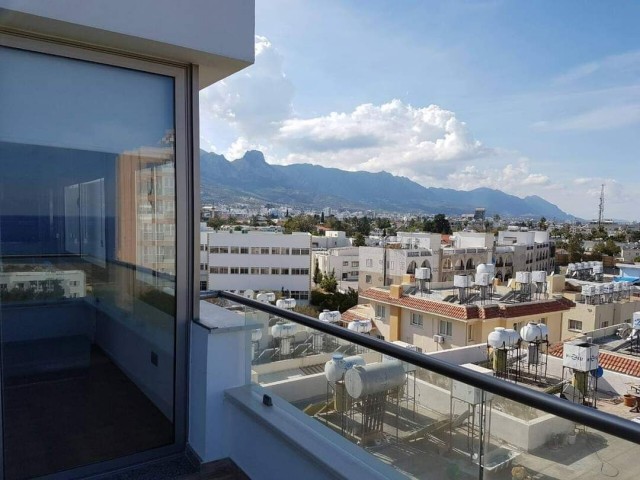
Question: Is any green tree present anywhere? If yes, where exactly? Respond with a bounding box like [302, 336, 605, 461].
[352, 232, 366, 247]
[567, 233, 585, 263]
[320, 211, 325, 223]
[592, 239, 621, 257]
[433, 213, 452, 234]
[537, 217, 547, 231]
[320, 269, 337, 293]
[283, 214, 316, 233]
[633, 256, 640, 263]
[313, 258, 323, 285]
[206, 216, 224, 230]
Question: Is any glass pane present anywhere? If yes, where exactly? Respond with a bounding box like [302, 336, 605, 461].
[0, 46, 176, 478]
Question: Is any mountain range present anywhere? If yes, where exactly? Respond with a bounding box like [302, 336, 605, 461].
[200, 150, 575, 220]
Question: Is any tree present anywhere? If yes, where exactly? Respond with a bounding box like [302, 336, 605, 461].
[320, 211, 325, 224]
[538, 217, 547, 231]
[320, 269, 337, 293]
[353, 232, 366, 247]
[433, 213, 452, 234]
[206, 216, 224, 230]
[634, 256, 640, 263]
[313, 258, 323, 285]
[592, 239, 621, 257]
[567, 233, 585, 263]
[283, 214, 316, 233]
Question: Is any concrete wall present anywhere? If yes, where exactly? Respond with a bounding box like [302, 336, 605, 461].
[0, 0, 255, 87]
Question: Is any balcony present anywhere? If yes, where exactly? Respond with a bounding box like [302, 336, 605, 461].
[193, 291, 640, 480]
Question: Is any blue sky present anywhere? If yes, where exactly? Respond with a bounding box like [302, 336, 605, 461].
[200, 0, 640, 220]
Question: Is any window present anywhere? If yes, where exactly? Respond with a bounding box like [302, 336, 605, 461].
[568, 319, 583, 331]
[343, 261, 349, 266]
[210, 266, 228, 274]
[230, 267, 240, 274]
[240, 247, 249, 254]
[290, 290, 309, 300]
[260, 267, 270, 275]
[366, 259, 373, 267]
[375, 304, 386, 318]
[271, 247, 280, 255]
[365, 275, 372, 283]
[271, 267, 280, 275]
[250, 267, 260, 275]
[410, 313, 423, 327]
[291, 268, 309, 275]
[281, 268, 289, 275]
[281, 247, 290, 255]
[230, 246, 240, 254]
[468, 324, 475, 342]
[239, 267, 249, 274]
[439, 320, 453, 337]
[301, 248, 310, 255]
[352, 261, 359, 267]
[601, 321, 609, 328]
[251, 247, 260, 254]
[261, 247, 270, 254]
[199, 281, 208, 291]
[210, 246, 228, 254]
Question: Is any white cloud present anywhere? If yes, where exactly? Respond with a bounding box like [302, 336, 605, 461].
[200, 36, 294, 138]
[554, 50, 640, 85]
[273, 99, 488, 179]
[573, 177, 593, 185]
[445, 160, 553, 192]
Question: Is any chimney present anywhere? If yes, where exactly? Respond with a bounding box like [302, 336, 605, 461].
[390, 284, 403, 299]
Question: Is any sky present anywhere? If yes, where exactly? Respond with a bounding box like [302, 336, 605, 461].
[200, 0, 640, 221]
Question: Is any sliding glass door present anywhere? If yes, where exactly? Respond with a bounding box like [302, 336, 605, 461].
[0, 43, 187, 478]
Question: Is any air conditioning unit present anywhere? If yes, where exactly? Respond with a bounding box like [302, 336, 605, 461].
[433, 334, 444, 344]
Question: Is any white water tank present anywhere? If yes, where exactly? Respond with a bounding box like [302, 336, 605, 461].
[633, 312, 640, 330]
[594, 284, 603, 295]
[475, 273, 490, 286]
[454, 275, 471, 288]
[613, 282, 622, 292]
[581, 285, 594, 296]
[593, 264, 603, 274]
[251, 329, 263, 342]
[324, 354, 366, 383]
[520, 322, 548, 342]
[276, 298, 296, 309]
[532, 271, 547, 283]
[348, 319, 372, 333]
[567, 263, 576, 273]
[415, 267, 431, 280]
[271, 321, 297, 338]
[515, 271, 532, 284]
[244, 289, 255, 299]
[488, 327, 511, 348]
[505, 328, 521, 345]
[345, 362, 406, 399]
[319, 310, 341, 323]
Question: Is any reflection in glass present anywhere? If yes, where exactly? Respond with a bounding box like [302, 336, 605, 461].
[0, 47, 177, 478]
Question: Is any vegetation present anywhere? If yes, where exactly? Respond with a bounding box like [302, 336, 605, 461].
[592, 239, 621, 257]
[0, 279, 65, 302]
[313, 258, 323, 285]
[310, 288, 358, 313]
[352, 232, 366, 247]
[320, 269, 337, 293]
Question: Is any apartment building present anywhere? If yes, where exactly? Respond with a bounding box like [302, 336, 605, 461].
[358, 282, 574, 353]
[201, 230, 312, 302]
[311, 230, 351, 248]
[313, 246, 359, 282]
[439, 232, 493, 283]
[0, 270, 86, 299]
[495, 229, 555, 282]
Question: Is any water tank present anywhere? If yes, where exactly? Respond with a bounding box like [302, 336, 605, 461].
[475, 273, 490, 286]
[256, 293, 270, 303]
[515, 271, 532, 284]
[531, 271, 547, 283]
[345, 362, 406, 399]
[613, 282, 622, 292]
[251, 329, 263, 342]
[276, 298, 297, 309]
[520, 322, 548, 342]
[476, 264, 488, 275]
[324, 354, 366, 382]
[592, 264, 603, 274]
[319, 310, 341, 323]
[505, 328, 521, 345]
[271, 321, 297, 338]
[594, 284, 603, 295]
[633, 312, 640, 330]
[415, 267, 431, 280]
[567, 263, 576, 273]
[454, 275, 471, 288]
[488, 327, 511, 348]
[348, 319, 372, 333]
[581, 285, 594, 296]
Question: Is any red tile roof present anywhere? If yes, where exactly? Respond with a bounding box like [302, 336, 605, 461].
[548, 344, 640, 378]
[359, 288, 574, 321]
[342, 310, 369, 322]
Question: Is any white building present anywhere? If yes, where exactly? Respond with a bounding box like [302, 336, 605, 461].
[313, 247, 360, 283]
[201, 230, 312, 302]
[496, 229, 555, 282]
[0, 270, 86, 299]
[311, 230, 350, 249]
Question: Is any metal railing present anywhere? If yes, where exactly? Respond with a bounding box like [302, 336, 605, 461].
[201, 289, 640, 445]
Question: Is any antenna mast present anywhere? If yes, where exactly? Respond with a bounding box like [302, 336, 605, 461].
[597, 184, 605, 227]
